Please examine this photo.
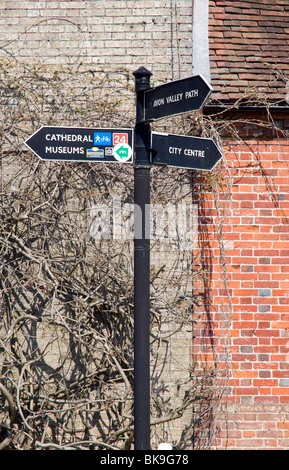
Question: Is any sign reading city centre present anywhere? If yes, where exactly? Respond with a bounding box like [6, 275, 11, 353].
[151, 132, 222, 171]
[25, 126, 134, 163]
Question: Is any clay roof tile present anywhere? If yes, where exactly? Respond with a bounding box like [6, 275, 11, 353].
[209, 0, 289, 105]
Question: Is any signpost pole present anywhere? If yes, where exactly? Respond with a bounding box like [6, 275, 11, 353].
[133, 67, 152, 450]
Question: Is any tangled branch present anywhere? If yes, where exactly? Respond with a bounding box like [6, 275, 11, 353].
[0, 59, 223, 450]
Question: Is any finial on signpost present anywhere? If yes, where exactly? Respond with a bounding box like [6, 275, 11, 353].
[133, 67, 152, 93]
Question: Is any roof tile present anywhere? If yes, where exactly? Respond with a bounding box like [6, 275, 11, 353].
[209, 0, 289, 104]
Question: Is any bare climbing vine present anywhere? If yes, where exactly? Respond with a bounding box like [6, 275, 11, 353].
[0, 58, 223, 450]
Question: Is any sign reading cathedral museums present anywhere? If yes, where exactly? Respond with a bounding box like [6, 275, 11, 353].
[25, 126, 134, 163]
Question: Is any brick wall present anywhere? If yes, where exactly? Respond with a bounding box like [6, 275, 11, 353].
[0, 0, 193, 82]
[192, 132, 289, 449]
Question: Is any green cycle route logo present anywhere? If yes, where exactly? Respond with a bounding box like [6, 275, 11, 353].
[113, 143, 132, 162]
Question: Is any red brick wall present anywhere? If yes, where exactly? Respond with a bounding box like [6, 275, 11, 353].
[192, 137, 289, 449]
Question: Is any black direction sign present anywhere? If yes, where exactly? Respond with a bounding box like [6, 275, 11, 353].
[151, 132, 222, 171]
[143, 75, 212, 122]
[25, 126, 134, 163]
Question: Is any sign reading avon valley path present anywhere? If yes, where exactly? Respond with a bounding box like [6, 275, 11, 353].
[143, 75, 212, 122]
[151, 132, 222, 171]
[25, 126, 134, 163]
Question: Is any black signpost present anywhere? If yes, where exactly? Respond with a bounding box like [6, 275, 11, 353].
[133, 67, 152, 451]
[25, 67, 222, 452]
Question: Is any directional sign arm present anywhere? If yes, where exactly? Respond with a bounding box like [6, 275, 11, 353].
[151, 132, 222, 171]
[25, 126, 134, 163]
[143, 75, 213, 122]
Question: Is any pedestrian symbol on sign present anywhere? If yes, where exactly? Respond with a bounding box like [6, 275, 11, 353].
[94, 132, 112, 145]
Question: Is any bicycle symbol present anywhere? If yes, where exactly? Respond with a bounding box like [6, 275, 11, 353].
[95, 136, 110, 143]
[94, 132, 112, 146]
